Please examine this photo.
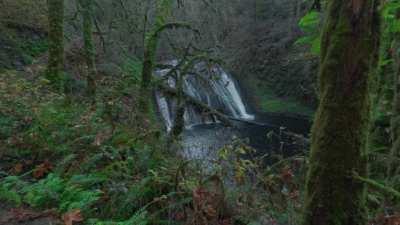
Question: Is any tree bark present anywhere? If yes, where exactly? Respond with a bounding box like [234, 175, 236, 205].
[388, 39, 400, 177]
[139, 0, 173, 114]
[46, 0, 64, 90]
[170, 73, 185, 138]
[80, 0, 97, 100]
[302, 1, 379, 225]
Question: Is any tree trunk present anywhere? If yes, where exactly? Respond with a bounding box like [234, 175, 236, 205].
[80, 0, 97, 100]
[388, 39, 400, 177]
[46, 0, 64, 90]
[302, 1, 379, 225]
[139, 0, 172, 114]
[170, 73, 185, 138]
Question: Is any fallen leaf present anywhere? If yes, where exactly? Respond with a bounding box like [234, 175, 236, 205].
[33, 160, 53, 179]
[62, 209, 83, 225]
[13, 163, 23, 174]
[280, 166, 294, 183]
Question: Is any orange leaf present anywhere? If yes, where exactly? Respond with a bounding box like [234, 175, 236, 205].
[62, 209, 84, 225]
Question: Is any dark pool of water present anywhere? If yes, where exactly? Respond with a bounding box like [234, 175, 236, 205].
[181, 113, 311, 161]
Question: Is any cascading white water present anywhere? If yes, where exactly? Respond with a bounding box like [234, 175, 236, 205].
[155, 60, 254, 131]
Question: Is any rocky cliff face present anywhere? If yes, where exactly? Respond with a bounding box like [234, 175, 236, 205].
[0, 0, 47, 71]
[231, 0, 318, 113]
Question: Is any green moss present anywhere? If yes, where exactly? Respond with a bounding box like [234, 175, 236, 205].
[260, 90, 314, 116]
[302, 1, 379, 225]
[252, 86, 314, 116]
[21, 39, 48, 58]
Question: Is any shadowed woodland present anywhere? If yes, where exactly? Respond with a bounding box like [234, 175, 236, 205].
[0, 0, 399, 225]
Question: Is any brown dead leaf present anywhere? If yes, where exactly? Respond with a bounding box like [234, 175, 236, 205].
[280, 166, 294, 183]
[13, 163, 23, 174]
[62, 209, 84, 225]
[33, 160, 53, 179]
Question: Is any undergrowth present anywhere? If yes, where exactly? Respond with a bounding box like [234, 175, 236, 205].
[0, 68, 311, 225]
[0, 57, 398, 225]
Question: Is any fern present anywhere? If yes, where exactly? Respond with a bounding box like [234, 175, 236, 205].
[296, 10, 322, 55]
[383, 0, 400, 34]
[89, 210, 149, 225]
[59, 185, 102, 213]
[298, 11, 320, 33]
[0, 173, 103, 213]
[68, 174, 107, 187]
[23, 174, 65, 208]
[0, 176, 26, 206]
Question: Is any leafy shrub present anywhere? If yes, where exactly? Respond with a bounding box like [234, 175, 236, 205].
[0, 176, 27, 206]
[59, 185, 102, 213]
[23, 174, 65, 208]
[296, 11, 321, 55]
[383, 0, 400, 33]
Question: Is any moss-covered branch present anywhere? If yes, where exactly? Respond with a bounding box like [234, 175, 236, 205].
[158, 84, 232, 126]
[353, 174, 400, 200]
[139, 21, 197, 114]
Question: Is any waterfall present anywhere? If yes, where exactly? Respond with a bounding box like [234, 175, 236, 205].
[155, 60, 254, 131]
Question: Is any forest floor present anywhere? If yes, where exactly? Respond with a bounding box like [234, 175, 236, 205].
[0, 203, 62, 225]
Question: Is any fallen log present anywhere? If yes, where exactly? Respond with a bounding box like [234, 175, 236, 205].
[157, 84, 232, 126]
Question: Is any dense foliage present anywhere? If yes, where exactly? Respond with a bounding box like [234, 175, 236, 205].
[1, 0, 400, 225]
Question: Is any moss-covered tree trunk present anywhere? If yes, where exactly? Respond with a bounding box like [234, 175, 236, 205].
[302, 1, 379, 225]
[46, 0, 64, 90]
[388, 39, 400, 177]
[139, 0, 172, 114]
[80, 0, 97, 100]
[171, 72, 185, 138]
